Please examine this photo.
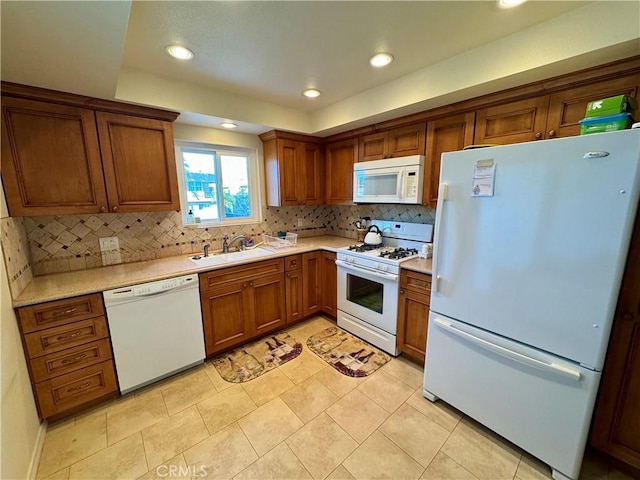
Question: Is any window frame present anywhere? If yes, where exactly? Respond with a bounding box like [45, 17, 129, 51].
[175, 141, 262, 227]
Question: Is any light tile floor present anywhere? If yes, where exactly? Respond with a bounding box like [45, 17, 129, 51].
[37, 316, 634, 480]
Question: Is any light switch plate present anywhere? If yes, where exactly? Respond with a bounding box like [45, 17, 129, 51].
[297, 218, 304, 227]
[99, 236, 121, 265]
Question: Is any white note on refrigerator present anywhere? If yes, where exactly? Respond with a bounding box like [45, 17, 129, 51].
[471, 161, 496, 197]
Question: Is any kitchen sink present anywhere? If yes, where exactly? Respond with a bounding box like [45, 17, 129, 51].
[188, 247, 273, 266]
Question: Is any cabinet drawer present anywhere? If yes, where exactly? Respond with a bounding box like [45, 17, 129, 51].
[29, 338, 113, 383]
[200, 258, 284, 291]
[35, 360, 117, 419]
[284, 254, 301, 271]
[18, 294, 105, 333]
[24, 317, 109, 358]
[400, 270, 432, 296]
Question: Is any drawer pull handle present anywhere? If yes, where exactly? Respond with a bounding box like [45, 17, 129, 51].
[53, 307, 78, 317]
[68, 382, 92, 393]
[411, 280, 429, 287]
[61, 353, 88, 365]
[56, 330, 83, 342]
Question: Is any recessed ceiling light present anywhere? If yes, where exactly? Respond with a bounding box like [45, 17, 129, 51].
[497, 0, 527, 8]
[165, 45, 194, 60]
[220, 121, 238, 129]
[302, 88, 321, 98]
[369, 53, 394, 68]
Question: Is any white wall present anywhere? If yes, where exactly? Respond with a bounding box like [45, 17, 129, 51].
[1, 186, 43, 480]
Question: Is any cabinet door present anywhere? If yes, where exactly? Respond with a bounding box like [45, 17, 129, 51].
[590, 212, 640, 471]
[547, 74, 640, 139]
[301, 142, 323, 205]
[277, 139, 301, 206]
[302, 252, 322, 317]
[388, 123, 426, 158]
[321, 251, 337, 317]
[201, 281, 253, 356]
[474, 96, 549, 145]
[397, 287, 429, 364]
[251, 273, 286, 336]
[325, 139, 357, 205]
[423, 112, 475, 207]
[0, 97, 108, 216]
[96, 112, 180, 213]
[285, 268, 303, 325]
[359, 132, 388, 162]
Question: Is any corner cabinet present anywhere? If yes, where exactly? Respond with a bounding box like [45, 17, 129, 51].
[260, 131, 323, 207]
[590, 211, 640, 474]
[199, 259, 286, 356]
[0, 83, 180, 216]
[358, 123, 426, 162]
[397, 269, 431, 363]
[325, 138, 358, 205]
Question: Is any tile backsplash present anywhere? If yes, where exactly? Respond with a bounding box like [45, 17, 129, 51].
[15, 204, 435, 276]
[0, 216, 33, 296]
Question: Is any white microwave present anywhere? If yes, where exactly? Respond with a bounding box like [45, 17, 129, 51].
[353, 155, 425, 204]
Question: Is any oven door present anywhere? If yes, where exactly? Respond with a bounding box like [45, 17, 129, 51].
[336, 260, 399, 334]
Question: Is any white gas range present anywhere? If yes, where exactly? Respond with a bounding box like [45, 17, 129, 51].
[336, 220, 433, 355]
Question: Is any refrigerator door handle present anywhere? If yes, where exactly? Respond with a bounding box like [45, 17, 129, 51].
[432, 183, 448, 294]
[433, 318, 582, 381]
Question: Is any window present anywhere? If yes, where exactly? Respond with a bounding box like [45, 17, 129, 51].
[176, 142, 261, 225]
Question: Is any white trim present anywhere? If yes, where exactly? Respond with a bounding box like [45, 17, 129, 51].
[26, 420, 47, 480]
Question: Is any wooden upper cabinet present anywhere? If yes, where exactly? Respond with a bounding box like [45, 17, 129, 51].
[96, 112, 180, 213]
[423, 112, 475, 207]
[358, 123, 426, 162]
[474, 96, 550, 145]
[325, 138, 357, 205]
[261, 133, 323, 207]
[546, 74, 640, 139]
[0, 83, 180, 217]
[1, 97, 109, 216]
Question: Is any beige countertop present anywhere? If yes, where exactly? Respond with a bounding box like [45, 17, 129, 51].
[13, 235, 355, 307]
[14, 235, 434, 307]
[401, 257, 433, 275]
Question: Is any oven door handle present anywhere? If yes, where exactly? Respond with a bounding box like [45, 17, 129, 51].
[335, 260, 399, 281]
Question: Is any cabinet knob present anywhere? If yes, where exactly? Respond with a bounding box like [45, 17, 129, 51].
[112, 206, 118, 212]
[100, 206, 106, 213]
[400, 289, 405, 295]
[621, 312, 633, 322]
[249, 282, 253, 287]
[286, 273, 290, 278]
[534, 132, 542, 140]
[548, 129, 556, 138]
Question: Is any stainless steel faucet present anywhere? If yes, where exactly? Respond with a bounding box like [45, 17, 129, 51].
[222, 234, 246, 253]
[203, 244, 210, 257]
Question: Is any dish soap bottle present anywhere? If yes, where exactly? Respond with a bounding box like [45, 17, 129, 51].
[186, 209, 195, 225]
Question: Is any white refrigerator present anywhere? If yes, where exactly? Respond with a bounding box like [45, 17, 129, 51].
[423, 129, 640, 480]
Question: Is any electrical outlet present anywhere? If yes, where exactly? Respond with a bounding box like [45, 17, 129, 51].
[297, 218, 304, 227]
[99, 236, 121, 265]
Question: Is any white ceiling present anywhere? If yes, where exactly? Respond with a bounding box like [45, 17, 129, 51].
[2, 1, 639, 136]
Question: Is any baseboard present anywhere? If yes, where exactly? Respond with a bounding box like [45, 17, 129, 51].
[26, 420, 47, 480]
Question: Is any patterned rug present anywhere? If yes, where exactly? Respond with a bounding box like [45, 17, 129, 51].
[307, 327, 390, 377]
[212, 332, 302, 383]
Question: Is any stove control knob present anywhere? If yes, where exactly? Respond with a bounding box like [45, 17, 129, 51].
[381, 264, 388, 272]
[374, 262, 380, 270]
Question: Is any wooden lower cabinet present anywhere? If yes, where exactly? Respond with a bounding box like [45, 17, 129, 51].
[16, 293, 117, 420]
[321, 251, 337, 317]
[397, 269, 432, 363]
[200, 258, 286, 356]
[590, 211, 640, 474]
[302, 252, 322, 317]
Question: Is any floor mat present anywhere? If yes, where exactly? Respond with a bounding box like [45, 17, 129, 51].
[211, 332, 302, 383]
[307, 326, 390, 377]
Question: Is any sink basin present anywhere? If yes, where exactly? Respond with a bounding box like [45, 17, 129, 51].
[189, 247, 273, 266]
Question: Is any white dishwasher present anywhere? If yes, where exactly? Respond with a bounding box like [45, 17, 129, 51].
[103, 274, 205, 394]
